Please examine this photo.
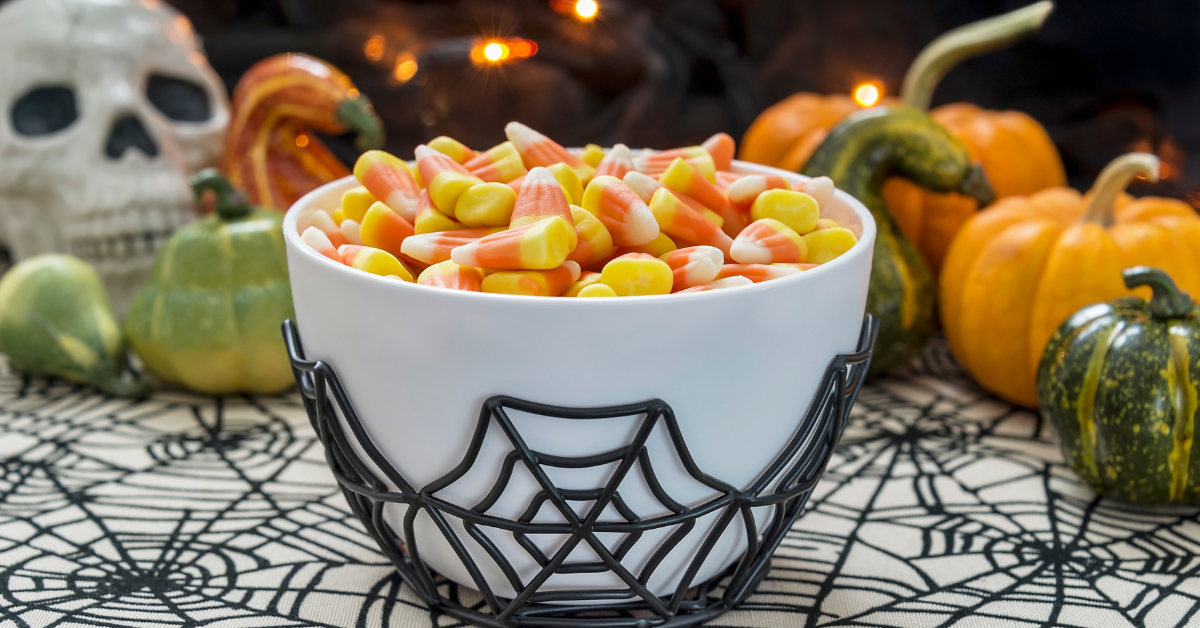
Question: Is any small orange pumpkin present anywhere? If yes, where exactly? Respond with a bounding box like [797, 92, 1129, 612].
[740, 2, 1064, 273]
[940, 153, 1200, 408]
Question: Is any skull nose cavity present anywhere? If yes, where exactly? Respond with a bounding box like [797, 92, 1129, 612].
[105, 115, 159, 159]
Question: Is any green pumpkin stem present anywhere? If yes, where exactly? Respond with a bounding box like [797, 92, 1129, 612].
[337, 96, 386, 151]
[190, 168, 252, 220]
[1124, 267, 1195, 319]
[1079, 153, 1160, 228]
[901, 1, 1054, 112]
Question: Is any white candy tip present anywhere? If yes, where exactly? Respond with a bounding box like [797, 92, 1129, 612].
[301, 226, 333, 250]
[625, 204, 662, 247]
[523, 166, 557, 186]
[449, 243, 478, 267]
[803, 176, 835, 207]
[504, 121, 540, 144]
[563, 260, 582, 282]
[622, 171, 658, 203]
[414, 144, 438, 161]
[708, 276, 754, 290]
[729, 239, 769, 265]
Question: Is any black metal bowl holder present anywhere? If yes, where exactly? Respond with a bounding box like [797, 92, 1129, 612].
[282, 314, 878, 628]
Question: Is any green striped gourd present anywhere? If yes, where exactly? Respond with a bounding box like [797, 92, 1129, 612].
[1038, 267, 1200, 504]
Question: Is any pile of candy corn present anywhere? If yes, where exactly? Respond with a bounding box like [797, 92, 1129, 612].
[296, 122, 859, 297]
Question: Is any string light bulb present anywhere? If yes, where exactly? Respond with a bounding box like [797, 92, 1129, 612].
[575, 0, 598, 19]
[471, 38, 536, 65]
[853, 82, 882, 107]
[393, 52, 418, 83]
[363, 35, 385, 62]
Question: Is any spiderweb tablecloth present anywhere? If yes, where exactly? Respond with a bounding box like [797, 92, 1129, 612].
[2, 340, 1199, 628]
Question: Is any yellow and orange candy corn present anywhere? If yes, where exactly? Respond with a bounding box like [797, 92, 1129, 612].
[339, 245, 413, 281]
[341, 186, 378, 223]
[648, 187, 734, 256]
[659, 157, 745, 237]
[301, 226, 342, 262]
[296, 208, 347, 248]
[678, 276, 754, 293]
[360, 201, 415, 259]
[418, 260, 484, 291]
[794, 176, 835, 209]
[546, 162, 583, 206]
[451, 216, 574, 270]
[727, 174, 791, 210]
[428, 136, 476, 164]
[803, 227, 858, 264]
[600, 252, 673, 297]
[464, 141, 527, 183]
[504, 121, 594, 183]
[715, 171, 744, 192]
[715, 263, 800, 283]
[580, 175, 660, 247]
[731, 218, 808, 264]
[562, 270, 603, 297]
[594, 143, 634, 179]
[616, 232, 677, 259]
[750, 189, 820, 235]
[702, 132, 735, 172]
[510, 167, 577, 249]
[661, 246, 724, 292]
[455, 182, 517, 228]
[414, 189, 468, 234]
[567, 205, 614, 268]
[581, 143, 606, 168]
[400, 227, 504, 265]
[353, 151, 422, 223]
[635, 145, 715, 181]
[482, 261, 581, 296]
[624, 171, 724, 229]
[578, 283, 618, 297]
[416, 144, 483, 216]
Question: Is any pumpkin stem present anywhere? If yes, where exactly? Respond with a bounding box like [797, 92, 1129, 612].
[1124, 267, 1195, 319]
[337, 96, 385, 152]
[1080, 153, 1160, 228]
[901, 1, 1054, 111]
[190, 168, 252, 220]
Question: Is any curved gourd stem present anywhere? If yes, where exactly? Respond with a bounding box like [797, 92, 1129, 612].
[190, 168, 252, 220]
[901, 1, 1054, 111]
[1123, 266, 1195, 319]
[1079, 153, 1160, 228]
[338, 97, 386, 151]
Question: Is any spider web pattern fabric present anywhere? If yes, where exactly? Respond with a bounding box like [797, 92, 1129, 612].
[2, 340, 1200, 628]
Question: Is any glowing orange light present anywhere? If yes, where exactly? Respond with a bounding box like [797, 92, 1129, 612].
[471, 39, 532, 65]
[364, 35, 385, 62]
[393, 52, 418, 83]
[853, 82, 882, 107]
[295, 134, 310, 148]
[486, 42, 507, 61]
[510, 40, 537, 58]
[575, 0, 598, 19]
[347, 88, 360, 99]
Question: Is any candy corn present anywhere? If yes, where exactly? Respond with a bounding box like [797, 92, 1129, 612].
[618, 232, 677, 258]
[416, 144, 483, 216]
[624, 171, 722, 228]
[455, 182, 517, 228]
[567, 205, 614, 268]
[661, 246, 723, 292]
[715, 263, 800, 283]
[341, 186, 377, 223]
[301, 226, 341, 262]
[482, 261, 581, 296]
[504, 121, 594, 183]
[678, 276, 754, 293]
[600, 253, 673, 296]
[336, 244, 365, 265]
[360, 202, 415, 259]
[581, 143, 606, 168]
[580, 175, 660, 247]
[510, 167, 577, 249]
[727, 174, 792, 210]
[353, 151, 422, 223]
[401, 228, 504, 265]
[795, 176, 835, 209]
[750, 189, 820, 235]
[563, 270, 603, 297]
[659, 157, 744, 237]
[702, 132, 735, 172]
[340, 218, 363, 245]
[803, 228, 858, 264]
[296, 208, 347, 248]
[415, 205, 468, 234]
[464, 141, 528, 184]
[506, 175, 525, 194]
[428, 136, 476, 164]
[813, 218, 841, 231]
[730, 218, 808, 264]
[648, 187, 734, 256]
[594, 143, 633, 179]
[451, 216, 574, 270]
[715, 171, 744, 192]
[547, 162, 584, 206]
[578, 283, 618, 297]
[343, 245, 413, 281]
[418, 260, 484, 291]
[635, 146, 715, 182]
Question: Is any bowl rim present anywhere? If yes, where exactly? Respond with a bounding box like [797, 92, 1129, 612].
[282, 159, 876, 304]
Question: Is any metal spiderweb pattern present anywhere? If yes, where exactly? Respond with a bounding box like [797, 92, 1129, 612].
[282, 315, 878, 628]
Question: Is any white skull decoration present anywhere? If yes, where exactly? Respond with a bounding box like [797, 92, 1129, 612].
[0, 0, 229, 314]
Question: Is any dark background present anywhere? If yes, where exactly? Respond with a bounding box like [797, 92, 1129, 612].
[53, 0, 1200, 200]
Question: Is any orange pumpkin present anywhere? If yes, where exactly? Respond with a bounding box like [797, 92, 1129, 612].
[222, 54, 384, 210]
[740, 2, 1064, 273]
[941, 153, 1200, 408]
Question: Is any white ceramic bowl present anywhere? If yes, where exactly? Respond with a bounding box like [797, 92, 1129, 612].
[283, 160, 875, 601]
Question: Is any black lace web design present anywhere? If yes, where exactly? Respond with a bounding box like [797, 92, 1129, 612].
[283, 315, 877, 628]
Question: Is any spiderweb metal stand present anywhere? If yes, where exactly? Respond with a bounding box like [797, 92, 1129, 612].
[283, 315, 877, 628]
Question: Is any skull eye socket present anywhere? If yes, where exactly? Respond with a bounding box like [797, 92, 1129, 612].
[146, 74, 211, 123]
[11, 86, 78, 137]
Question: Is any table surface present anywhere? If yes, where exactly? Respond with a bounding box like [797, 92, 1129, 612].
[2, 340, 1199, 628]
